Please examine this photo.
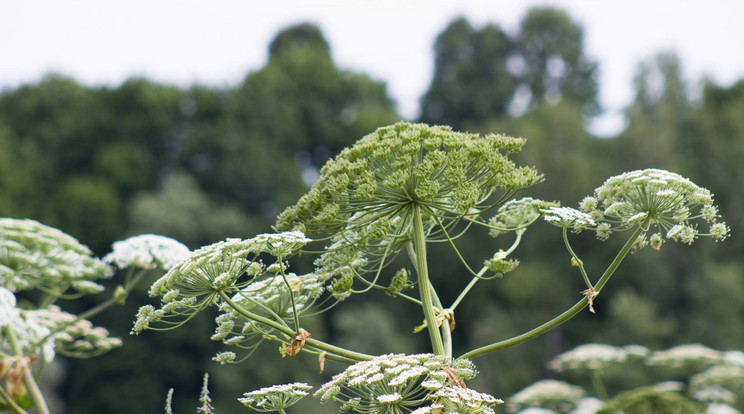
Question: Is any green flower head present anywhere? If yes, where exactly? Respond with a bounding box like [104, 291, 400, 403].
[277, 122, 541, 237]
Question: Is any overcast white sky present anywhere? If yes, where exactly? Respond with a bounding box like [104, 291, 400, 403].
[1, 0, 743, 136]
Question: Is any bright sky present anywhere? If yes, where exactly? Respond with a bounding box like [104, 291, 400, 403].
[1, 0, 743, 136]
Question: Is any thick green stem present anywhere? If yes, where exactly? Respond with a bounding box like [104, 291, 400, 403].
[412, 205, 445, 356]
[218, 291, 373, 363]
[6, 329, 49, 414]
[428, 282, 451, 359]
[460, 225, 645, 360]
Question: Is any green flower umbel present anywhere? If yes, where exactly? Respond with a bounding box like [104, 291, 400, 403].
[276, 122, 541, 237]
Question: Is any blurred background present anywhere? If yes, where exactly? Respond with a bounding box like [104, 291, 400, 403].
[1, 1, 743, 412]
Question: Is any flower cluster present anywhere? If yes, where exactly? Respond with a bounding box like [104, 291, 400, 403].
[0, 218, 111, 292]
[103, 234, 190, 271]
[239, 382, 313, 412]
[578, 169, 729, 244]
[29, 305, 123, 358]
[133, 232, 312, 334]
[276, 122, 541, 238]
[412, 386, 503, 414]
[506, 379, 586, 413]
[315, 353, 477, 413]
[548, 343, 649, 373]
[487, 197, 557, 237]
[646, 343, 724, 372]
[689, 365, 744, 405]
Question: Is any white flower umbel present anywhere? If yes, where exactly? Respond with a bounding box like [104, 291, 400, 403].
[239, 382, 312, 412]
[419, 386, 503, 414]
[29, 305, 123, 358]
[541, 206, 596, 230]
[135, 231, 312, 335]
[548, 343, 646, 373]
[104, 234, 190, 271]
[0, 218, 112, 292]
[578, 169, 729, 244]
[251, 231, 311, 257]
[646, 343, 724, 372]
[315, 353, 477, 413]
[507, 379, 586, 413]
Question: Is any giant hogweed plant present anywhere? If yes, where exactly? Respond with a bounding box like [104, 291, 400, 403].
[0, 122, 729, 413]
[135, 122, 729, 413]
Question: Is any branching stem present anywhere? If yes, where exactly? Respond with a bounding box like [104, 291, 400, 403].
[460, 223, 646, 360]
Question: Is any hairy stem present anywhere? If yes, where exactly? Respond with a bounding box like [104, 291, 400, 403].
[460, 224, 645, 360]
[412, 205, 445, 356]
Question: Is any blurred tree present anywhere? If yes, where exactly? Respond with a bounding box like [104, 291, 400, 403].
[419, 18, 516, 128]
[128, 172, 262, 248]
[515, 7, 600, 115]
[617, 52, 690, 170]
[680, 79, 744, 242]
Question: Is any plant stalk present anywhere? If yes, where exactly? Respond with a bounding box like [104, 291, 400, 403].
[412, 205, 445, 356]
